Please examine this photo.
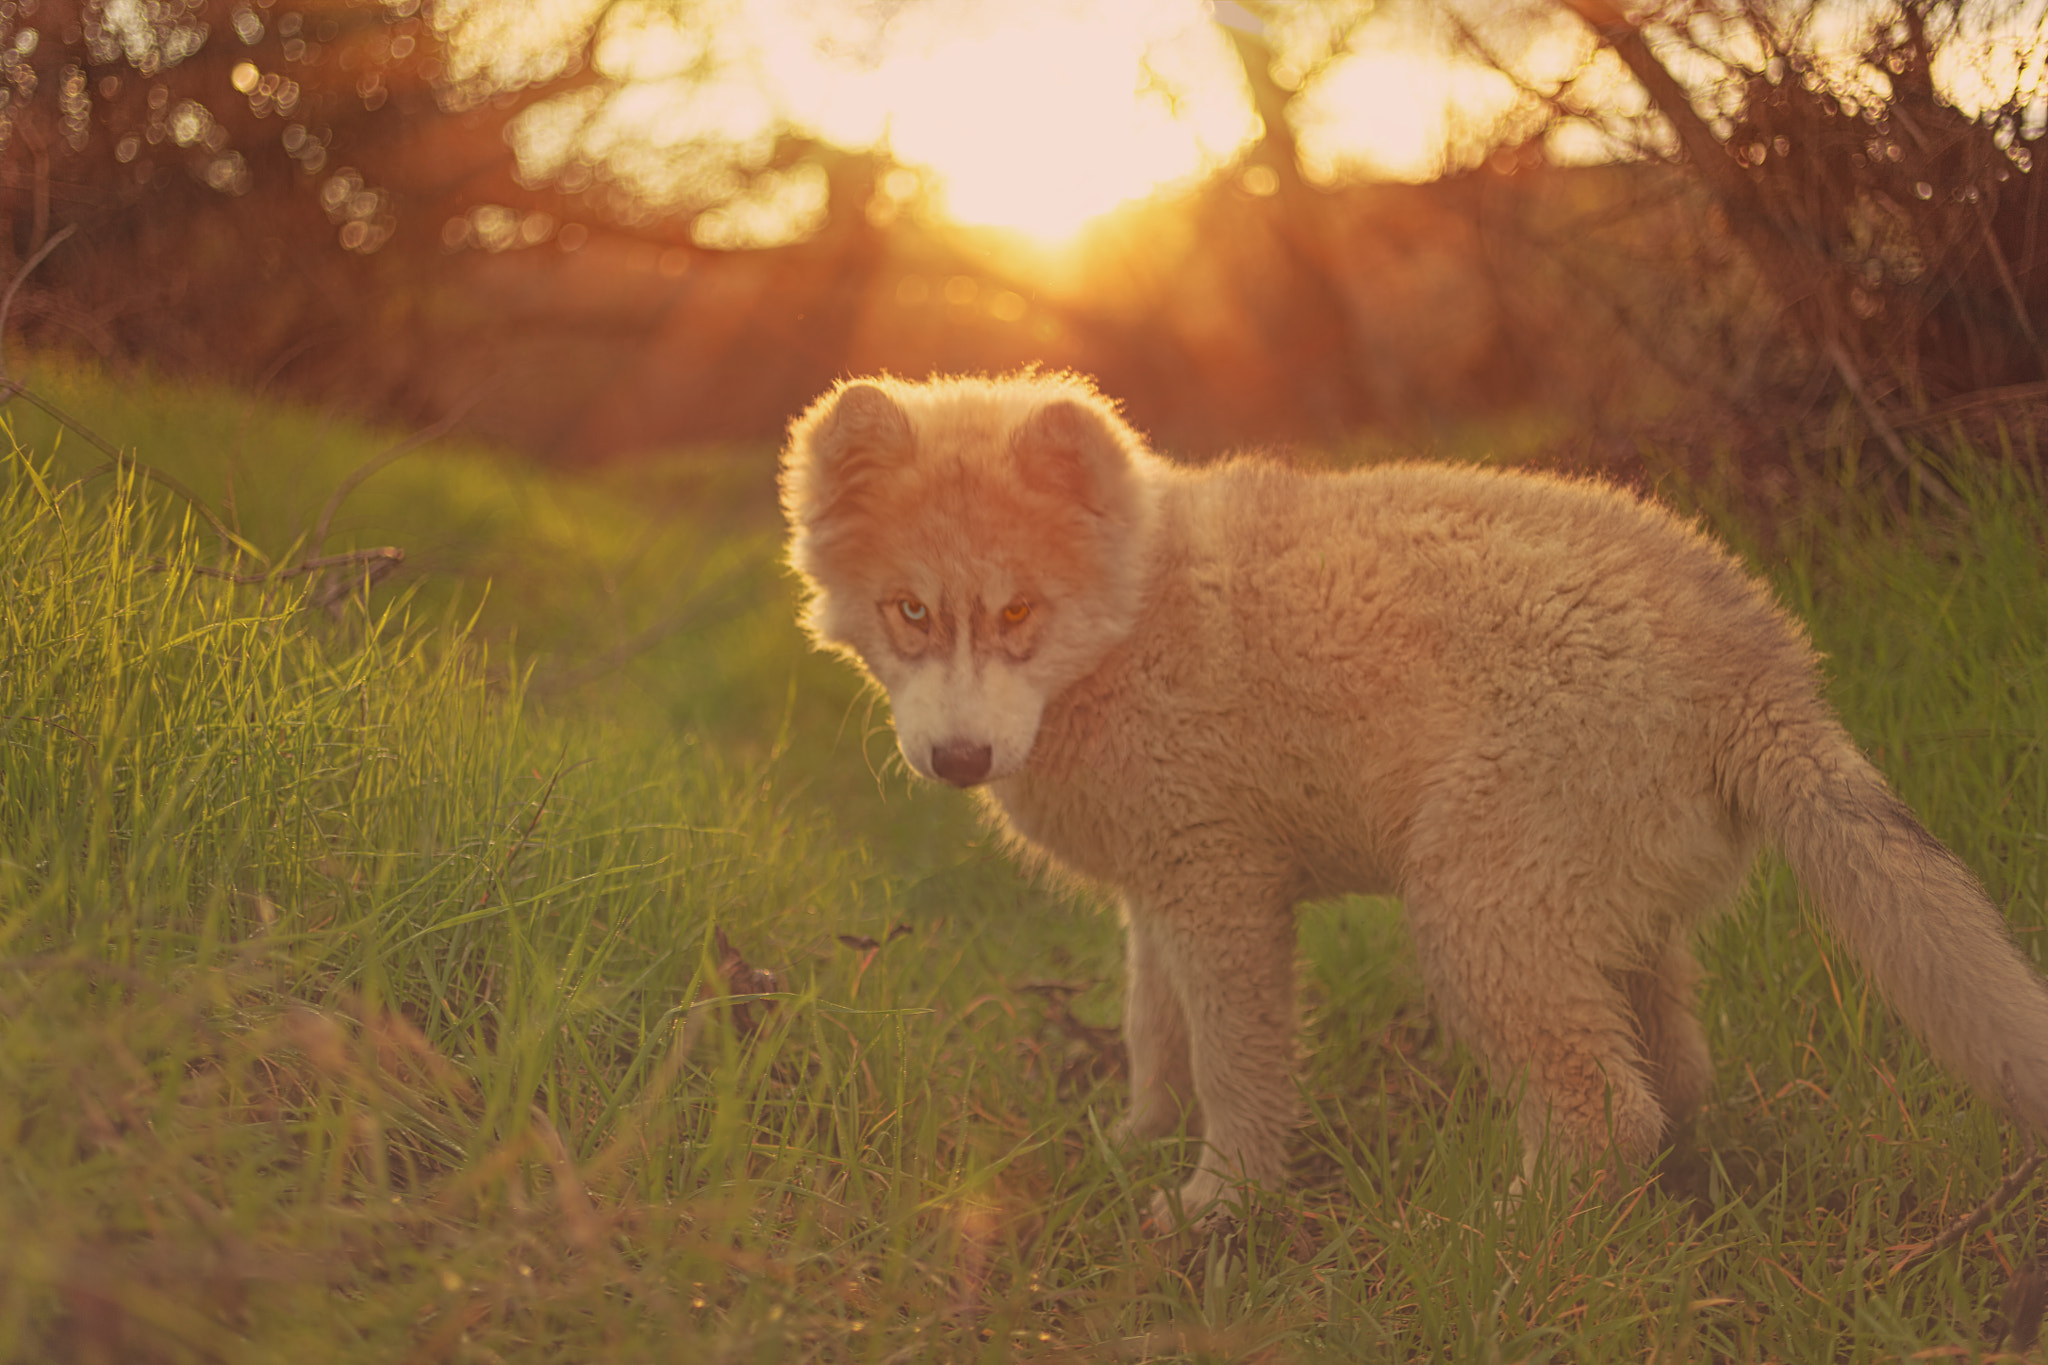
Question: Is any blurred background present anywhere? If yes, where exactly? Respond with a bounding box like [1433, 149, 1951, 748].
[0, 0, 2043, 478]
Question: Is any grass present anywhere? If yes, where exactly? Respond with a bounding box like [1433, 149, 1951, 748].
[3, 357, 2047, 1362]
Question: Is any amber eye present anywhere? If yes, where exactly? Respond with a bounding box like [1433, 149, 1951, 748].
[898, 597, 929, 624]
[1002, 599, 1031, 625]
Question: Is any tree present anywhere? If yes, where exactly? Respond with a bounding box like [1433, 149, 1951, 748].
[0, 0, 897, 414]
[1468, 0, 2047, 440]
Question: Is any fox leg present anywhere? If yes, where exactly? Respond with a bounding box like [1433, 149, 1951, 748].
[1406, 888, 1671, 1173]
[1117, 907, 1200, 1141]
[1621, 939, 1713, 1129]
[1131, 880, 1299, 1223]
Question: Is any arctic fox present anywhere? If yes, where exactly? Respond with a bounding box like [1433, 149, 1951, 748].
[780, 371, 2048, 1221]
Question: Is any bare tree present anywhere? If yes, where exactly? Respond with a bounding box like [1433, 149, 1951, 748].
[1460, 0, 2047, 444]
[0, 1, 898, 418]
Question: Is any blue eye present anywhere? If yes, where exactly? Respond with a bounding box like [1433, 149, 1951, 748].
[899, 598, 928, 623]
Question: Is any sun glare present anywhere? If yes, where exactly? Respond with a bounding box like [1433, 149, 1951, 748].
[495, 1, 2048, 246]
[507, 0, 1546, 242]
[762, 1, 1257, 243]
[1295, 47, 1504, 182]
[875, 10, 1250, 240]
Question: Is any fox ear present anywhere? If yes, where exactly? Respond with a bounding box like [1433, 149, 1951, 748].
[1010, 398, 1140, 520]
[783, 382, 915, 523]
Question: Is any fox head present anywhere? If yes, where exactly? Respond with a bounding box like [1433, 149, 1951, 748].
[781, 373, 1160, 787]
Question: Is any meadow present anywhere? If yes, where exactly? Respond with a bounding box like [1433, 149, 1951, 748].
[3, 357, 2047, 1363]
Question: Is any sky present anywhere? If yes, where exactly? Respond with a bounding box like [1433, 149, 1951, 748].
[478, 0, 2048, 248]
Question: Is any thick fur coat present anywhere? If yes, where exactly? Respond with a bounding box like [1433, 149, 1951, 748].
[781, 372, 2048, 1220]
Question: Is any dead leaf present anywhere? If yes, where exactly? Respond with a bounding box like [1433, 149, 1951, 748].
[703, 926, 781, 1040]
[836, 923, 913, 953]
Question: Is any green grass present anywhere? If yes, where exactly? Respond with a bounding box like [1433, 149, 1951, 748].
[4, 359, 2048, 1362]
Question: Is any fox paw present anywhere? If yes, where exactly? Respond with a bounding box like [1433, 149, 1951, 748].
[1144, 1169, 1253, 1236]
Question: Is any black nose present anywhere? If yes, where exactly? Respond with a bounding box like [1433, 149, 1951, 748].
[930, 741, 993, 787]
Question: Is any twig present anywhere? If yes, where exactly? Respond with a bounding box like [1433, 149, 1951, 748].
[26, 138, 49, 266]
[530, 563, 759, 696]
[0, 222, 74, 379]
[308, 381, 495, 554]
[478, 762, 584, 907]
[1888, 1134, 2042, 1275]
[161, 546, 403, 622]
[1892, 379, 2048, 430]
[0, 375, 250, 559]
[1892, 1067, 2044, 1276]
[0, 219, 127, 464]
[252, 335, 323, 399]
[307, 557, 407, 617]
[0, 216, 262, 560]
[1825, 338, 1966, 514]
[287, 385, 491, 613]
[229, 334, 325, 472]
[500, 765, 568, 880]
[170, 547, 405, 585]
[1975, 204, 2048, 377]
[1, 378, 124, 461]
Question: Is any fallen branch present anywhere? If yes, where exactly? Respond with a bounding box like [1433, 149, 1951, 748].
[1887, 1141, 2042, 1275]
[153, 546, 406, 620]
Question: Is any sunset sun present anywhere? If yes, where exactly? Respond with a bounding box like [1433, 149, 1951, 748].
[763, 1, 1503, 241]
[846, 8, 1256, 241]
[761, 1, 1260, 242]
[507, 0, 1523, 247]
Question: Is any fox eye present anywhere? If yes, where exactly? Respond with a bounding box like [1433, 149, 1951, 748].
[898, 597, 929, 624]
[1001, 599, 1031, 625]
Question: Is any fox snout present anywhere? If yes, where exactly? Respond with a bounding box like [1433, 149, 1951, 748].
[881, 663, 1047, 788]
[930, 740, 994, 787]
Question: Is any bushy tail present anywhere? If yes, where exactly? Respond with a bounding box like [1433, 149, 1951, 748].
[1745, 719, 2048, 1130]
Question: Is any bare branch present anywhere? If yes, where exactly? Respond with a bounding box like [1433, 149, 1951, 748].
[1551, 1, 1778, 230]
[0, 222, 75, 380]
[0, 379, 123, 462]
[1825, 338, 1965, 512]
[309, 380, 496, 554]
[1889, 1136, 2042, 1274]
[532, 561, 760, 696]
